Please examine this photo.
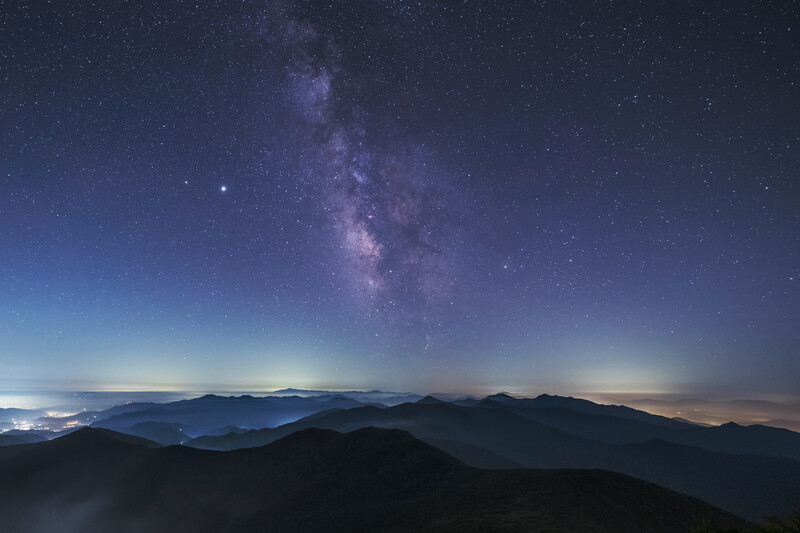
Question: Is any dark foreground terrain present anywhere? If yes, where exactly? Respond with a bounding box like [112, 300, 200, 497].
[0, 426, 747, 533]
[7, 392, 800, 523]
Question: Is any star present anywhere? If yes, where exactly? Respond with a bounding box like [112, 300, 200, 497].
[1, 0, 795, 398]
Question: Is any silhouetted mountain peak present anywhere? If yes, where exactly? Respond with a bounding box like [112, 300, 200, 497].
[58, 426, 112, 443]
[536, 393, 577, 401]
[416, 395, 447, 405]
[486, 393, 516, 402]
[197, 394, 222, 400]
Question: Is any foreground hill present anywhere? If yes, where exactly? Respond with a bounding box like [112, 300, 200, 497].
[0, 427, 746, 533]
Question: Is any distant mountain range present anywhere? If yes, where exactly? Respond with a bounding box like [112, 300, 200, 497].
[2, 391, 799, 524]
[0, 426, 747, 533]
[24, 393, 384, 435]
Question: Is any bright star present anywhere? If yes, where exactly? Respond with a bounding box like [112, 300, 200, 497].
[220, 185, 227, 192]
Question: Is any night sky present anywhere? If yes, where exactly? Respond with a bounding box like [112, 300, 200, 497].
[2, 1, 798, 396]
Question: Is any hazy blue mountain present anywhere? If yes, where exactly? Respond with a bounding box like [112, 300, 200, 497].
[31, 401, 162, 430]
[0, 426, 747, 533]
[2, 428, 75, 439]
[0, 433, 47, 446]
[0, 428, 81, 446]
[44, 394, 378, 434]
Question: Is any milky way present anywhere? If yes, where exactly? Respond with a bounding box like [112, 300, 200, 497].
[271, 4, 456, 327]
